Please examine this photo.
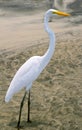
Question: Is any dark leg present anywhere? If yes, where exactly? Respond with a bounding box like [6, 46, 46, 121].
[17, 91, 27, 129]
[27, 90, 31, 123]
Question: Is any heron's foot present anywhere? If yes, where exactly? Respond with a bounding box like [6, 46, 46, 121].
[27, 120, 32, 123]
[17, 122, 24, 130]
[16, 125, 24, 130]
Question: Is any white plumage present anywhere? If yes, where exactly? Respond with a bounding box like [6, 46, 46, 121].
[5, 56, 42, 102]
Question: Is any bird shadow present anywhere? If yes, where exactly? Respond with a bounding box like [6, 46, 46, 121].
[8, 119, 50, 129]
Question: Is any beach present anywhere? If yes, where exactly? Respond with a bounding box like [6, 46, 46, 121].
[0, 4, 82, 130]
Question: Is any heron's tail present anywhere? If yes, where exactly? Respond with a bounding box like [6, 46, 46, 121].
[5, 87, 14, 103]
[5, 92, 12, 103]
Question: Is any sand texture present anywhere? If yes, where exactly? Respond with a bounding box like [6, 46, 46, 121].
[0, 3, 82, 130]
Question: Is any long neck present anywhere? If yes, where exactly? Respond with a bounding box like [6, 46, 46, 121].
[41, 14, 56, 68]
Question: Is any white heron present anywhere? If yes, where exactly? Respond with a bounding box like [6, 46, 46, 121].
[5, 9, 70, 129]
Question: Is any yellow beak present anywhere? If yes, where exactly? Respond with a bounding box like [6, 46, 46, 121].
[53, 10, 70, 16]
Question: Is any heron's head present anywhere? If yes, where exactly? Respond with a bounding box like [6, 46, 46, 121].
[46, 9, 70, 18]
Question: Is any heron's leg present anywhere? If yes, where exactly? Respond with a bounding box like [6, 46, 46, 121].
[17, 91, 27, 129]
[27, 90, 31, 123]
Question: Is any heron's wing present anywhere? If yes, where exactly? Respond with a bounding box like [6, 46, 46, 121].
[14, 56, 41, 79]
[5, 56, 42, 102]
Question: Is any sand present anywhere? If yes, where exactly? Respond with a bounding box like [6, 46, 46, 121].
[0, 9, 82, 130]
